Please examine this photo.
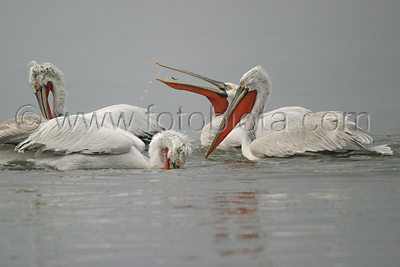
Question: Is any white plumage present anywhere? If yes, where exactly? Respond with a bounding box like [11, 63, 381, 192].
[16, 115, 145, 155]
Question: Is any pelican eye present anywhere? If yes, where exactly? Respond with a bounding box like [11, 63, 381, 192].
[34, 83, 40, 90]
[226, 85, 232, 91]
[240, 81, 245, 87]
[175, 159, 181, 167]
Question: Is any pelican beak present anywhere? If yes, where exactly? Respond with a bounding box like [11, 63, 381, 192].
[204, 83, 257, 158]
[155, 63, 229, 116]
[163, 148, 182, 169]
[168, 159, 181, 169]
[34, 82, 53, 120]
[163, 147, 170, 169]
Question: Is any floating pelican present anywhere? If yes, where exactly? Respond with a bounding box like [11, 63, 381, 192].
[203, 66, 392, 159]
[16, 118, 193, 170]
[0, 62, 166, 146]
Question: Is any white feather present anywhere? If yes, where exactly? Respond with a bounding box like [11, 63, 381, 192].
[16, 116, 144, 155]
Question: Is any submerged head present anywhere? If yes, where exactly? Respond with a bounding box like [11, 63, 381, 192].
[28, 61, 66, 119]
[149, 130, 194, 169]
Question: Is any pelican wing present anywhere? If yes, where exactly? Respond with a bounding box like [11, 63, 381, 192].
[0, 115, 42, 145]
[250, 111, 373, 157]
[16, 114, 143, 155]
[92, 104, 166, 143]
[255, 106, 312, 138]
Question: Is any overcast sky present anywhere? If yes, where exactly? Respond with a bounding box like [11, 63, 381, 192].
[1, 0, 399, 137]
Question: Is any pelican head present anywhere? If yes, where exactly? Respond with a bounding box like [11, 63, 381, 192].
[238, 65, 271, 97]
[28, 61, 66, 120]
[149, 130, 193, 169]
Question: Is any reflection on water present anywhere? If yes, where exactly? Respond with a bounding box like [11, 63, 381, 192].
[212, 191, 265, 257]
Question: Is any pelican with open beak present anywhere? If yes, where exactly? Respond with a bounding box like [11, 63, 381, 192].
[156, 63, 245, 149]
[204, 79, 259, 159]
[155, 62, 228, 115]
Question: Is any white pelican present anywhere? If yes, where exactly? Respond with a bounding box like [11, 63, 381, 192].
[1, 62, 65, 145]
[203, 66, 392, 159]
[15, 116, 193, 170]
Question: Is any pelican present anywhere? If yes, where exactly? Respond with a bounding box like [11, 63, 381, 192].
[0, 61, 166, 146]
[15, 117, 193, 170]
[1, 62, 65, 146]
[203, 66, 392, 159]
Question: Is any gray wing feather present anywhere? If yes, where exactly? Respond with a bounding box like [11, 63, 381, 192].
[0, 115, 42, 145]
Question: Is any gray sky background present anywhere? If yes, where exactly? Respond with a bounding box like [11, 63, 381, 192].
[1, 0, 399, 138]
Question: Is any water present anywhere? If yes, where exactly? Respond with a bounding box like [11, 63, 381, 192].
[1, 135, 399, 267]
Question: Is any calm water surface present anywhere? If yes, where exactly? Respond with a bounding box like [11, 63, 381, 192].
[1, 135, 399, 267]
